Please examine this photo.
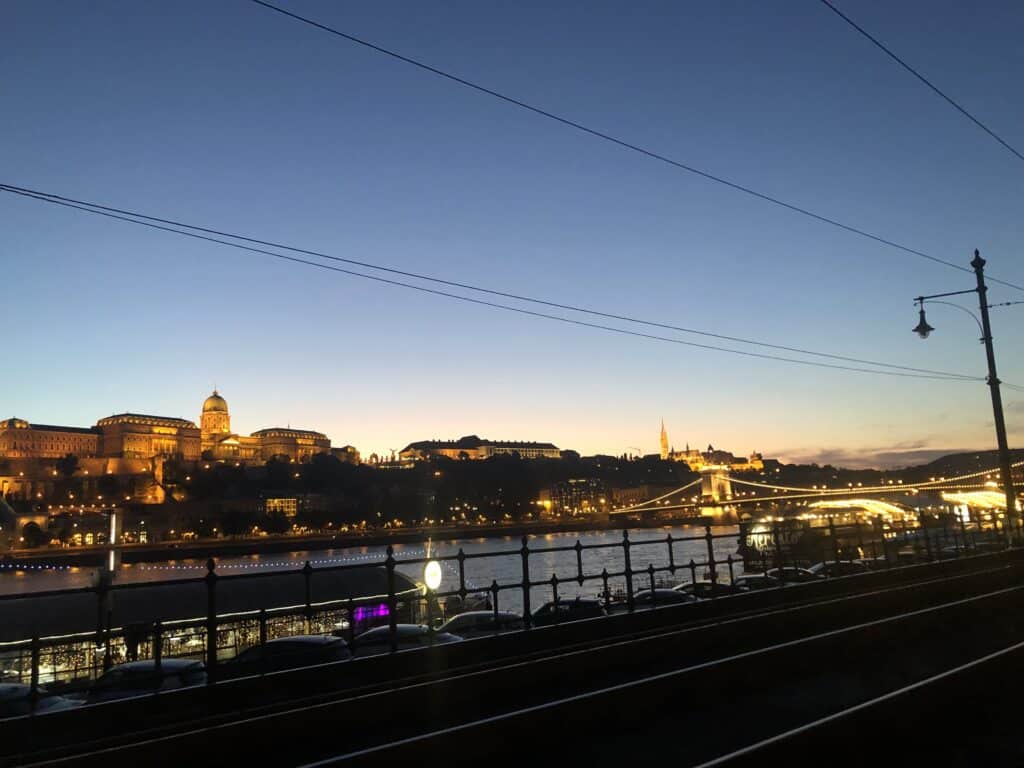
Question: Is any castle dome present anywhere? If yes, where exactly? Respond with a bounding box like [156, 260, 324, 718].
[203, 390, 228, 413]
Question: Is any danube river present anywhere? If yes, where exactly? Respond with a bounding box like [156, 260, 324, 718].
[0, 524, 743, 613]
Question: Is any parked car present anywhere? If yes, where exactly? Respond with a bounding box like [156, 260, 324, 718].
[221, 635, 350, 678]
[732, 574, 782, 591]
[0, 684, 79, 719]
[765, 567, 823, 584]
[608, 589, 696, 613]
[807, 560, 870, 578]
[672, 580, 745, 599]
[349, 624, 461, 658]
[84, 659, 206, 703]
[437, 611, 524, 639]
[531, 597, 606, 626]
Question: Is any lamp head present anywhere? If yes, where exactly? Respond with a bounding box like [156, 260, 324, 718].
[913, 305, 934, 339]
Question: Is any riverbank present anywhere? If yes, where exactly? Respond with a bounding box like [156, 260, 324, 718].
[1, 515, 716, 567]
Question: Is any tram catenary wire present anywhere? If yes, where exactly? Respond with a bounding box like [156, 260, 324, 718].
[246, 0, 1024, 293]
[0, 183, 988, 382]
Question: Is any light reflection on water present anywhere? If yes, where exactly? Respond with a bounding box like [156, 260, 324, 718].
[0, 524, 741, 612]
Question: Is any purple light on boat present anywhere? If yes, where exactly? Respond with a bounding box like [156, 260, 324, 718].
[352, 603, 390, 622]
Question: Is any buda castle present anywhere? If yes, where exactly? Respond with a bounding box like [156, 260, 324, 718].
[1, 390, 331, 466]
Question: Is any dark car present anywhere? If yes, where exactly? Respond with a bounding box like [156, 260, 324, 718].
[808, 560, 870, 578]
[608, 589, 697, 613]
[0, 684, 78, 719]
[531, 597, 607, 626]
[672, 580, 745, 599]
[733, 574, 782, 591]
[765, 567, 823, 584]
[221, 635, 351, 678]
[84, 659, 206, 703]
[437, 611, 524, 639]
[349, 624, 461, 658]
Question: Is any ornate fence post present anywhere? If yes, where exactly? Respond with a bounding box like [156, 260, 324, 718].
[302, 560, 314, 634]
[153, 621, 163, 674]
[385, 546, 398, 654]
[919, 512, 934, 561]
[29, 635, 40, 713]
[94, 569, 111, 670]
[704, 526, 717, 586]
[204, 558, 218, 681]
[623, 530, 634, 613]
[457, 548, 467, 602]
[601, 568, 610, 611]
[574, 540, 584, 586]
[959, 514, 971, 552]
[520, 536, 532, 629]
[772, 521, 783, 574]
[550, 574, 560, 624]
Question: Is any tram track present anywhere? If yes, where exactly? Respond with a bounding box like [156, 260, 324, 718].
[7, 554, 1022, 766]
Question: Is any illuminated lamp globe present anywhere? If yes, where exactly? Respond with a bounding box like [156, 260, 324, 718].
[423, 560, 443, 592]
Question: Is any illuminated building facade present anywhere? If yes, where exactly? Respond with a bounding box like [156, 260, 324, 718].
[400, 435, 561, 461]
[96, 414, 201, 460]
[2, 390, 334, 467]
[0, 419, 100, 459]
[538, 478, 608, 517]
[657, 423, 766, 473]
[200, 390, 330, 463]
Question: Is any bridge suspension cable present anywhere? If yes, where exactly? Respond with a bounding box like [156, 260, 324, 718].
[611, 479, 701, 515]
[726, 460, 1024, 497]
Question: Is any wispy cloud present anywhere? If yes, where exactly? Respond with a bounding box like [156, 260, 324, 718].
[774, 444, 978, 470]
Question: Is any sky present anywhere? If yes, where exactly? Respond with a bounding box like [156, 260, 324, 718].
[2, 0, 1022, 469]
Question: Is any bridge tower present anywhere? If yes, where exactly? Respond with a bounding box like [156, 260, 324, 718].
[700, 465, 732, 503]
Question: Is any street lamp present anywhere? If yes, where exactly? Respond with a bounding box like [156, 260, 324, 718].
[913, 250, 1019, 540]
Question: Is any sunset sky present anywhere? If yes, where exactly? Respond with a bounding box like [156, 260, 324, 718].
[3, 0, 1022, 468]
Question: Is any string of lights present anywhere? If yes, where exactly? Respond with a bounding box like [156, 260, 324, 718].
[817, 0, 1024, 164]
[617, 460, 1024, 512]
[727, 460, 1024, 495]
[246, 0, 1024, 293]
[613, 479, 702, 514]
[0, 183, 986, 382]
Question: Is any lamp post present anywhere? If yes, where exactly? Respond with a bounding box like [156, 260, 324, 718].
[913, 250, 1018, 541]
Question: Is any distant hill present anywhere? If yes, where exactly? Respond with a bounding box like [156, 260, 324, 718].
[912, 449, 1024, 476]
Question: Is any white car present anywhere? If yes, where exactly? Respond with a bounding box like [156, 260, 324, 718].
[349, 624, 461, 658]
[437, 611, 524, 638]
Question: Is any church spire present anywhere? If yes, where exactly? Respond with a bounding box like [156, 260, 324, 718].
[659, 419, 670, 460]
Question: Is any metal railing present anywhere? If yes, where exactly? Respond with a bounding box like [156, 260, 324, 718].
[0, 511, 1013, 714]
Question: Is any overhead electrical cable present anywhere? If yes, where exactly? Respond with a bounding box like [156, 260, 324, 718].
[245, 0, 1024, 293]
[0, 184, 983, 382]
[0, 182, 983, 382]
[818, 0, 1024, 164]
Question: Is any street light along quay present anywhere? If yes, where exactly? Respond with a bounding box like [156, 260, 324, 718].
[913, 250, 1019, 538]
